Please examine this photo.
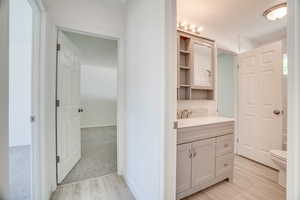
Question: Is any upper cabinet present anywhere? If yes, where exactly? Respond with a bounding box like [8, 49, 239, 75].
[177, 30, 216, 101]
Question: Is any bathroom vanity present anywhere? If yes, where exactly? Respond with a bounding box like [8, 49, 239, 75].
[176, 30, 235, 199]
[176, 117, 235, 200]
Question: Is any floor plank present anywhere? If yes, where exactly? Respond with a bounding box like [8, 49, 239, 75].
[184, 155, 286, 200]
[52, 173, 135, 200]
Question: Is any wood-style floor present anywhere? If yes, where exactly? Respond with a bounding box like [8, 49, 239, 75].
[184, 155, 286, 200]
[51, 173, 135, 200]
[51, 155, 286, 200]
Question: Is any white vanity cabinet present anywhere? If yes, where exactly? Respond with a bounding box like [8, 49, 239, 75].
[176, 120, 234, 200]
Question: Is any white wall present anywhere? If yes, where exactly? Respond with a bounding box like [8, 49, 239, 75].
[287, 0, 300, 198]
[66, 32, 118, 128]
[0, 0, 9, 198]
[80, 65, 117, 127]
[125, 0, 166, 199]
[41, 0, 126, 199]
[217, 53, 236, 118]
[9, 0, 32, 147]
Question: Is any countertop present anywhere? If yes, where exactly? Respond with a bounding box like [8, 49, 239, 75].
[178, 116, 235, 129]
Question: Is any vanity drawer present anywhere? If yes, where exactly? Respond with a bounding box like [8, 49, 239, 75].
[216, 153, 234, 177]
[216, 134, 234, 156]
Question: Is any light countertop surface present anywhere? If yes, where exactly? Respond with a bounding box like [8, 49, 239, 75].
[178, 116, 235, 129]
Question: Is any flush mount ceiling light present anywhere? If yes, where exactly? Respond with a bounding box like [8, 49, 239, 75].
[263, 2, 287, 21]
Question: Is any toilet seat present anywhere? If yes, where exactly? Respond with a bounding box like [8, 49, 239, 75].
[270, 150, 287, 162]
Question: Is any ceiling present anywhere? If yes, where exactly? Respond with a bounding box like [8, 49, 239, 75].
[65, 31, 118, 68]
[178, 0, 287, 53]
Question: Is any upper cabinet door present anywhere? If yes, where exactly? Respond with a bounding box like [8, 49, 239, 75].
[192, 41, 214, 88]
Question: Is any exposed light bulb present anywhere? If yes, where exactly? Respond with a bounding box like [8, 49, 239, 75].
[196, 27, 204, 33]
[181, 21, 187, 26]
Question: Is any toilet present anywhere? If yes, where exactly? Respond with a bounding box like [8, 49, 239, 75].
[270, 150, 287, 188]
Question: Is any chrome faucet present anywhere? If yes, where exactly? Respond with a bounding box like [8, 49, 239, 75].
[177, 109, 193, 119]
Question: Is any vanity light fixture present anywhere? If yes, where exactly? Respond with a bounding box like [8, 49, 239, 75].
[263, 2, 287, 21]
[177, 21, 204, 34]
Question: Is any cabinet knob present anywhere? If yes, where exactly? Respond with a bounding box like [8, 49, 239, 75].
[188, 149, 193, 158]
[224, 144, 229, 148]
[224, 163, 229, 167]
[193, 152, 197, 158]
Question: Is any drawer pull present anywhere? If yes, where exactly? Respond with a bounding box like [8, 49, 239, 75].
[224, 163, 229, 167]
[224, 144, 229, 148]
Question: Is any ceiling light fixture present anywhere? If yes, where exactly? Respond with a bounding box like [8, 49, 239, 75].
[263, 2, 287, 21]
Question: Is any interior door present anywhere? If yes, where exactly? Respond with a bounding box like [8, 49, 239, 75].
[238, 41, 283, 168]
[56, 31, 81, 183]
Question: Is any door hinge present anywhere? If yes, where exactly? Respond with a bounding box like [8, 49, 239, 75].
[173, 121, 178, 129]
[56, 156, 60, 163]
[56, 99, 60, 107]
[57, 43, 61, 51]
[30, 115, 36, 123]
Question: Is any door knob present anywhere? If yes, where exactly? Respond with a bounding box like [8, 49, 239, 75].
[273, 109, 281, 115]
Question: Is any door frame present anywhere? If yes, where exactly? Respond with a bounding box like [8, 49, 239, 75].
[287, 0, 300, 198]
[165, 0, 300, 199]
[54, 26, 125, 184]
[26, 0, 45, 199]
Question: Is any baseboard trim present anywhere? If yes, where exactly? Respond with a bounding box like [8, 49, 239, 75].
[80, 124, 116, 129]
[123, 175, 142, 200]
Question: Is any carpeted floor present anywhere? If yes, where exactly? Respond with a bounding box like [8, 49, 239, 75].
[62, 126, 117, 184]
[10, 145, 31, 200]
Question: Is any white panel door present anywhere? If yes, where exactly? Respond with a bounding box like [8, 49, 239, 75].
[57, 31, 81, 183]
[238, 41, 283, 168]
[176, 143, 192, 193]
[191, 138, 216, 187]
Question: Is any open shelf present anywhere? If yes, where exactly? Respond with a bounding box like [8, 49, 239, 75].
[178, 87, 191, 100]
[191, 89, 214, 100]
[179, 50, 191, 54]
[179, 65, 191, 70]
[191, 86, 214, 90]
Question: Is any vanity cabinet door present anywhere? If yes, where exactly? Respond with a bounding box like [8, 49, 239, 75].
[177, 143, 192, 193]
[191, 138, 216, 187]
[192, 41, 214, 88]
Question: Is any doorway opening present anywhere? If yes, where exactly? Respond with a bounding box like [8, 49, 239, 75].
[175, 0, 287, 199]
[55, 30, 119, 185]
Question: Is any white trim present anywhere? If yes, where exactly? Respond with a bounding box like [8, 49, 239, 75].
[123, 175, 142, 200]
[54, 26, 125, 181]
[80, 124, 116, 129]
[26, 0, 44, 199]
[287, 0, 300, 199]
[164, 0, 177, 199]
